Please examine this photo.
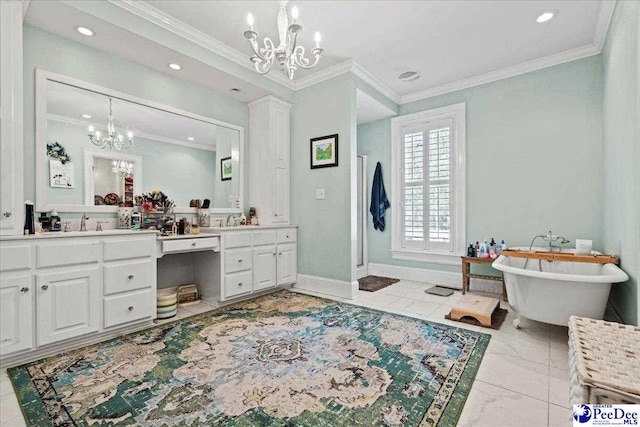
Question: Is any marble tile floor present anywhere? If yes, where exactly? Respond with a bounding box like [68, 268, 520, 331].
[0, 281, 572, 427]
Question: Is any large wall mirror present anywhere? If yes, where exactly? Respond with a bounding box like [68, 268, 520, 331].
[35, 70, 244, 214]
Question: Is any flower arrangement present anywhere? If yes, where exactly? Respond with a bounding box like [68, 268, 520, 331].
[135, 190, 175, 213]
[46, 142, 71, 164]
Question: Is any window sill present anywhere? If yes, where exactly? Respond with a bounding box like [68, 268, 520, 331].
[390, 249, 462, 266]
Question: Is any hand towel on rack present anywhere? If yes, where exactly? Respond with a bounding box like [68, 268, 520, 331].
[370, 162, 390, 231]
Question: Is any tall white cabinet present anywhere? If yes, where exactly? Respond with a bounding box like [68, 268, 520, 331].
[0, 1, 24, 236]
[248, 96, 292, 225]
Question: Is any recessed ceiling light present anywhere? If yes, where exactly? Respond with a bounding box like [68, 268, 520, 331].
[168, 63, 182, 70]
[76, 26, 94, 36]
[398, 71, 421, 82]
[230, 88, 242, 93]
[81, 114, 92, 119]
[188, 137, 194, 141]
[536, 10, 558, 23]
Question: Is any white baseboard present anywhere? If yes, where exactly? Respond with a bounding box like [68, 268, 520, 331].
[294, 274, 359, 300]
[368, 263, 461, 288]
[367, 262, 503, 293]
[356, 265, 368, 279]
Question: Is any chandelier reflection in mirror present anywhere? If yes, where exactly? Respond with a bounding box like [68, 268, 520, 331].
[88, 97, 134, 150]
[244, 0, 323, 80]
[112, 159, 133, 178]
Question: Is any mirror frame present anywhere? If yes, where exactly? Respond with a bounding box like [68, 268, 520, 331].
[35, 69, 245, 214]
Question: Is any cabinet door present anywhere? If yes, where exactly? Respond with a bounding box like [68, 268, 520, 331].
[271, 105, 290, 223]
[0, 275, 33, 356]
[0, 1, 23, 236]
[37, 267, 100, 346]
[277, 243, 297, 286]
[253, 245, 276, 291]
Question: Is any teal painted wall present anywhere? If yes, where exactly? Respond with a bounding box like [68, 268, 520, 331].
[602, 0, 638, 325]
[291, 73, 357, 283]
[358, 56, 604, 274]
[23, 25, 249, 209]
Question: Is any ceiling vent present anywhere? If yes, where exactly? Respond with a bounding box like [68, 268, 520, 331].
[399, 71, 421, 82]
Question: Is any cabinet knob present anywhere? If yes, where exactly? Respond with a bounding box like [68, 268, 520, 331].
[286, 235, 289, 238]
[128, 306, 134, 311]
[278, 253, 282, 256]
[2, 212, 11, 218]
[239, 259, 243, 263]
[274, 213, 278, 217]
[20, 287, 29, 293]
[41, 285, 49, 291]
[128, 275, 134, 279]
[238, 282, 243, 286]
[192, 242, 197, 247]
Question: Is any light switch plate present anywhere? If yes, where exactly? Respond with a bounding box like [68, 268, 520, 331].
[316, 189, 325, 200]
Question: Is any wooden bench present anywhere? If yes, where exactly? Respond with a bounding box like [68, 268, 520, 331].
[461, 256, 507, 302]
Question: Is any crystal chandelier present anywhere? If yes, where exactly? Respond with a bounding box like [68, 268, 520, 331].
[88, 98, 133, 150]
[112, 159, 133, 177]
[244, 1, 323, 80]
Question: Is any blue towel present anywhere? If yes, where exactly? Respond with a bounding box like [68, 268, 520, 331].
[370, 162, 390, 231]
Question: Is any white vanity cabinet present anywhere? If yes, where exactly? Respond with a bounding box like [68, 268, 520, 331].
[0, 274, 33, 356]
[37, 267, 100, 346]
[218, 227, 297, 301]
[248, 96, 291, 225]
[0, 232, 157, 364]
[0, 1, 24, 236]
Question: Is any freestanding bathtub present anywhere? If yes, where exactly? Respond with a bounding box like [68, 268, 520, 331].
[492, 248, 629, 327]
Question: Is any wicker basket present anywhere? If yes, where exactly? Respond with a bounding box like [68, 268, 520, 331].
[569, 316, 640, 405]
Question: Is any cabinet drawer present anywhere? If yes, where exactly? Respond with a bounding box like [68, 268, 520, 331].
[104, 260, 153, 295]
[104, 238, 153, 261]
[276, 229, 297, 243]
[104, 289, 154, 328]
[37, 242, 101, 268]
[224, 270, 252, 299]
[252, 230, 276, 246]
[0, 245, 32, 272]
[224, 232, 252, 249]
[162, 237, 219, 254]
[224, 248, 253, 273]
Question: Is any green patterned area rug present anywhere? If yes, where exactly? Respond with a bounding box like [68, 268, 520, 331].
[9, 291, 490, 426]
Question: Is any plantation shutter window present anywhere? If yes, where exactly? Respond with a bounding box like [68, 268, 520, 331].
[400, 119, 453, 252]
[391, 103, 465, 263]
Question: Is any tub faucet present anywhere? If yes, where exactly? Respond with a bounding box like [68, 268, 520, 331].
[80, 213, 89, 232]
[542, 231, 570, 252]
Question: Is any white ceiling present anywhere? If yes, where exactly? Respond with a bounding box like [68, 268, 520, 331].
[25, 0, 612, 104]
[148, 0, 607, 95]
[47, 80, 219, 149]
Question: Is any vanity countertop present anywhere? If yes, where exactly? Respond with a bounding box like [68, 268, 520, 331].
[201, 224, 297, 232]
[0, 229, 159, 241]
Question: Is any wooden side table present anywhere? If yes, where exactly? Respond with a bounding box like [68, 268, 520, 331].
[461, 256, 508, 302]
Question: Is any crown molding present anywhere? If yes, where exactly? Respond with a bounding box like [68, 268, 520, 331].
[399, 44, 600, 105]
[351, 62, 401, 105]
[293, 60, 354, 90]
[108, 0, 296, 90]
[247, 94, 292, 109]
[47, 113, 217, 152]
[21, 0, 31, 20]
[593, 0, 617, 51]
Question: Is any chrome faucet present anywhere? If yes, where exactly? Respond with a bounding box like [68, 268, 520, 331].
[535, 230, 570, 252]
[95, 221, 103, 232]
[226, 214, 234, 227]
[80, 213, 89, 232]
